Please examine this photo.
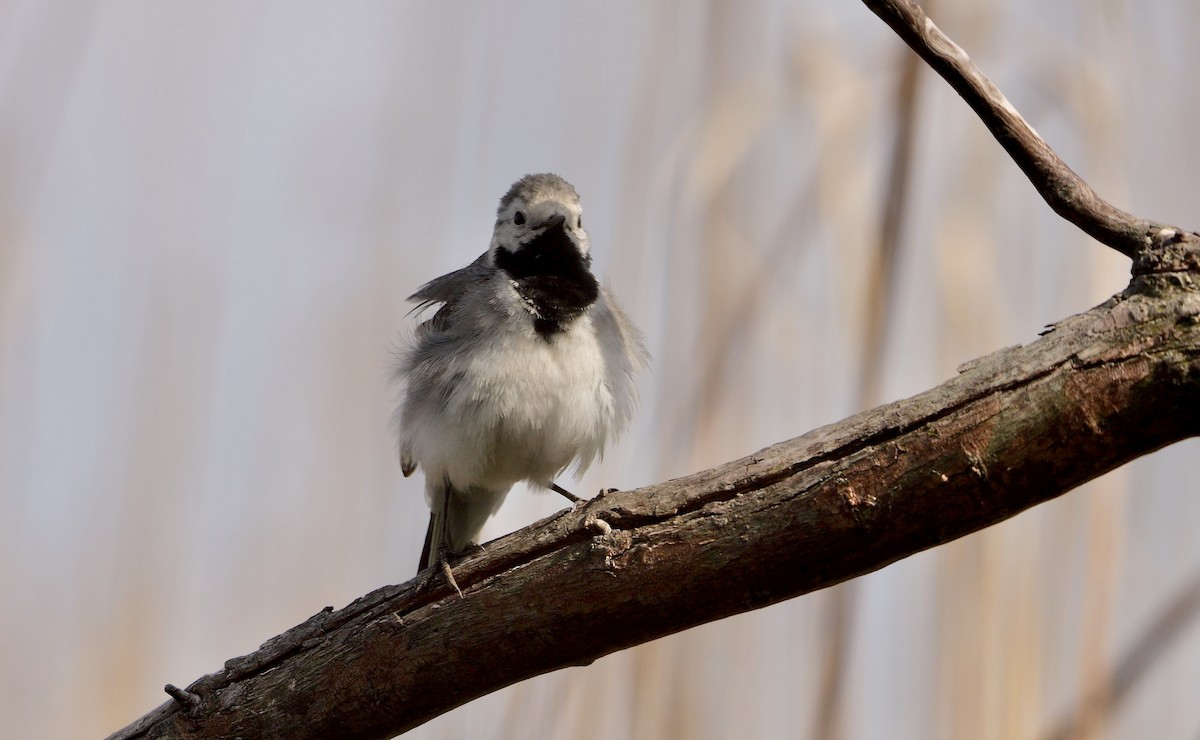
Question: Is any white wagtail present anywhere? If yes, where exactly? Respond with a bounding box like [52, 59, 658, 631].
[395, 173, 647, 592]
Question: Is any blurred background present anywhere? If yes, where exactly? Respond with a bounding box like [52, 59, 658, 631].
[2, 1, 1199, 738]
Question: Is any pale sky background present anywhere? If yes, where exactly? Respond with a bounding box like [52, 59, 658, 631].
[2, 2, 1199, 739]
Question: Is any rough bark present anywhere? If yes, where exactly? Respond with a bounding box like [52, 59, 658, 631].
[108, 1, 1200, 738]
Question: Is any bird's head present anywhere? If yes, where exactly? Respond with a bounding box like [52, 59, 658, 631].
[489, 174, 599, 332]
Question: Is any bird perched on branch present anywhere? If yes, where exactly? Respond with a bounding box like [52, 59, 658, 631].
[395, 173, 647, 594]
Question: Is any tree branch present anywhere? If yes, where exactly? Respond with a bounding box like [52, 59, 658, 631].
[861, 0, 1194, 259]
[108, 3, 1200, 739]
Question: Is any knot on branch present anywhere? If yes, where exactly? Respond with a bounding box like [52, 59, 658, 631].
[1132, 228, 1200, 277]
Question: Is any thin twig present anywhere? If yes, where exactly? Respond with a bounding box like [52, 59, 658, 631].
[860, 0, 1167, 258]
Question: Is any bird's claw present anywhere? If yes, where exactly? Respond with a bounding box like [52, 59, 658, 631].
[416, 548, 466, 599]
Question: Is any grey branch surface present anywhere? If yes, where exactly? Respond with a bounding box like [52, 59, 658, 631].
[108, 2, 1200, 739]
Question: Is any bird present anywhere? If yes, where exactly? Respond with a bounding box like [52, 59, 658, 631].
[395, 173, 647, 594]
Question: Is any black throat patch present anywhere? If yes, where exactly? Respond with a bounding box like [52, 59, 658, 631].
[495, 221, 599, 337]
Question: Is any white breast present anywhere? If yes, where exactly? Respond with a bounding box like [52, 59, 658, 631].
[413, 312, 617, 492]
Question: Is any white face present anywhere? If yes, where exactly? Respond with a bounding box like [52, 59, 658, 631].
[491, 195, 590, 262]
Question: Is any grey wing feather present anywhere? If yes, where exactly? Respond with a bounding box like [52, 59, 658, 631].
[408, 252, 491, 313]
[595, 286, 651, 380]
[398, 252, 492, 478]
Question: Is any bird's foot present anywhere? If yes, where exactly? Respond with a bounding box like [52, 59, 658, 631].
[416, 547, 474, 599]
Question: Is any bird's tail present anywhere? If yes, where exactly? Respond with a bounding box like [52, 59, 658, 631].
[419, 512, 437, 573]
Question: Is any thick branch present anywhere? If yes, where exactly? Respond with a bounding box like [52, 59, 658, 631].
[110, 275, 1200, 739]
[860, 0, 1194, 259]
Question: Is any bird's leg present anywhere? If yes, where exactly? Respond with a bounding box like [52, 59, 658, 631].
[416, 486, 466, 599]
[550, 482, 583, 503]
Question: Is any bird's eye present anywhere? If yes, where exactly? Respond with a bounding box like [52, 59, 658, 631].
[576, 215, 583, 229]
[513, 210, 526, 226]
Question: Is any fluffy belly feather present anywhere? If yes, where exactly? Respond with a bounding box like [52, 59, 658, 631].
[414, 318, 614, 491]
